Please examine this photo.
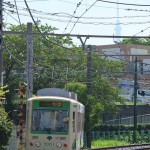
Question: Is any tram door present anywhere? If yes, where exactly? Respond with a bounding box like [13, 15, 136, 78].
[72, 106, 82, 150]
[72, 111, 76, 149]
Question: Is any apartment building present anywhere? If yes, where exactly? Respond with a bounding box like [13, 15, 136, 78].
[94, 44, 150, 103]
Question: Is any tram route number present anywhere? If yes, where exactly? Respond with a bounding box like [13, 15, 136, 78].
[44, 142, 55, 146]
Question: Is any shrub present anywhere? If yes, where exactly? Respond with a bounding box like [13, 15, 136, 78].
[0, 107, 13, 147]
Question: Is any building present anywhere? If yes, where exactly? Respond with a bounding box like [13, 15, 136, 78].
[94, 44, 150, 103]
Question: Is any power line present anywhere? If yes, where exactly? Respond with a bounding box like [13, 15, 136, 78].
[4, 1, 150, 23]
[4, 10, 20, 23]
[133, 25, 150, 36]
[69, 0, 97, 33]
[14, 0, 24, 31]
[54, 0, 150, 12]
[98, 0, 150, 7]
[5, 0, 48, 2]
[23, 0, 78, 51]
[6, 9, 150, 26]
[3, 30, 150, 39]
[63, 0, 84, 33]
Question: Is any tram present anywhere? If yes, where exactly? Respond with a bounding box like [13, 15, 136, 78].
[25, 88, 85, 150]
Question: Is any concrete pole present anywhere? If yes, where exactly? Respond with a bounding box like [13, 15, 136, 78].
[86, 45, 92, 148]
[26, 22, 33, 99]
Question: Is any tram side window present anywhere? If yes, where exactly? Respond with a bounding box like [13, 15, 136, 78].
[73, 112, 75, 132]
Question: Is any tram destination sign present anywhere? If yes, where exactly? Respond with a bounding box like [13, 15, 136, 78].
[39, 101, 63, 107]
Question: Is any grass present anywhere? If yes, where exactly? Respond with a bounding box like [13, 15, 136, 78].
[116, 101, 146, 105]
[91, 140, 129, 148]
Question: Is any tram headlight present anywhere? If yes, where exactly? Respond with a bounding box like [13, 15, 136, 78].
[56, 142, 62, 148]
[35, 141, 41, 147]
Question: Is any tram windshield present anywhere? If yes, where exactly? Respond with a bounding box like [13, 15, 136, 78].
[32, 109, 69, 133]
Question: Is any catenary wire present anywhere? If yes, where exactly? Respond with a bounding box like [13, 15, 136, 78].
[23, 0, 79, 52]
[63, 0, 84, 33]
[97, 0, 150, 7]
[69, 0, 97, 33]
[6, 9, 150, 26]
[5, 6, 150, 20]
[14, 0, 24, 31]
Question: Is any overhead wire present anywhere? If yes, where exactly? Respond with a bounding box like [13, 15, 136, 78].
[14, 0, 24, 31]
[63, 0, 84, 33]
[5, 0, 48, 2]
[6, 9, 150, 26]
[5, 7, 150, 20]
[54, 0, 150, 12]
[69, 0, 97, 33]
[97, 0, 150, 7]
[3, 0, 150, 84]
[4, 10, 20, 23]
[3, 40, 26, 67]
[23, 0, 79, 52]
[133, 25, 150, 36]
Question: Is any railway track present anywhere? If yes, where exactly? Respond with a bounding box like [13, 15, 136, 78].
[89, 144, 150, 150]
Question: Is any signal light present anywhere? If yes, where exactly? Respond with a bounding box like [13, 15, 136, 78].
[30, 142, 34, 146]
[64, 143, 68, 147]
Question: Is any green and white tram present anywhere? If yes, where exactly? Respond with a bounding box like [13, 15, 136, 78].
[25, 88, 85, 150]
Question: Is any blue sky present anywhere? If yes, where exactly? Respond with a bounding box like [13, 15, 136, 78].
[4, 0, 150, 46]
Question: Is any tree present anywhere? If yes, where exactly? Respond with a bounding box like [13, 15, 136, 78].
[3, 23, 85, 113]
[120, 38, 150, 46]
[3, 24, 125, 100]
[0, 86, 12, 148]
[65, 80, 123, 129]
[65, 79, 124, 147]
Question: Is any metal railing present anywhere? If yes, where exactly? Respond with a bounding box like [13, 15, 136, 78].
[105, 114, 150, 125]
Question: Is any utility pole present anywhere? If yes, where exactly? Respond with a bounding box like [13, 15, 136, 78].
[87, 45, 92, 90]
[77, 37, 92, 148]
[77, 36, 89, 51]
[86, 45, 92, 148]
[26, 22, 33, 99]
[0, 0, 3, 86]
[133, 56, 138, 143]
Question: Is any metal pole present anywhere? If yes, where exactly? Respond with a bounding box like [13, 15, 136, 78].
[0, 0, 3, 86]
[26, 23, 33, 99]
[133, 56, 138, 143]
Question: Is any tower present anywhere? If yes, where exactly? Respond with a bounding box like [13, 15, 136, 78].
[114, 0, 121, 43]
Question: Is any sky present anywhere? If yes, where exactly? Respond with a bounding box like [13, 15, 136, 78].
[3, 0, 150, 46]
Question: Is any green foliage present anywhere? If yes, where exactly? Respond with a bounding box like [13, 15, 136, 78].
[3, 24, 84, 96]
[3, 24, 126, 132]
[65, 80, 124, 130]
[120, 38, 150, 46]
[0, 107, 13, 147]
[0, 86, 9, 102]
[0, 86, 13, 147]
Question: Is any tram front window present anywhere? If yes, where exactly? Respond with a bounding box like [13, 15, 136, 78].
[32, 110, 69, 133]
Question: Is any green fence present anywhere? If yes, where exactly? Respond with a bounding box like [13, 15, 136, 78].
[84, 130, 150, 147]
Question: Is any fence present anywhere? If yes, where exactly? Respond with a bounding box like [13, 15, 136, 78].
[84, 130, 150, 148]
[105, 114, 150, 125]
